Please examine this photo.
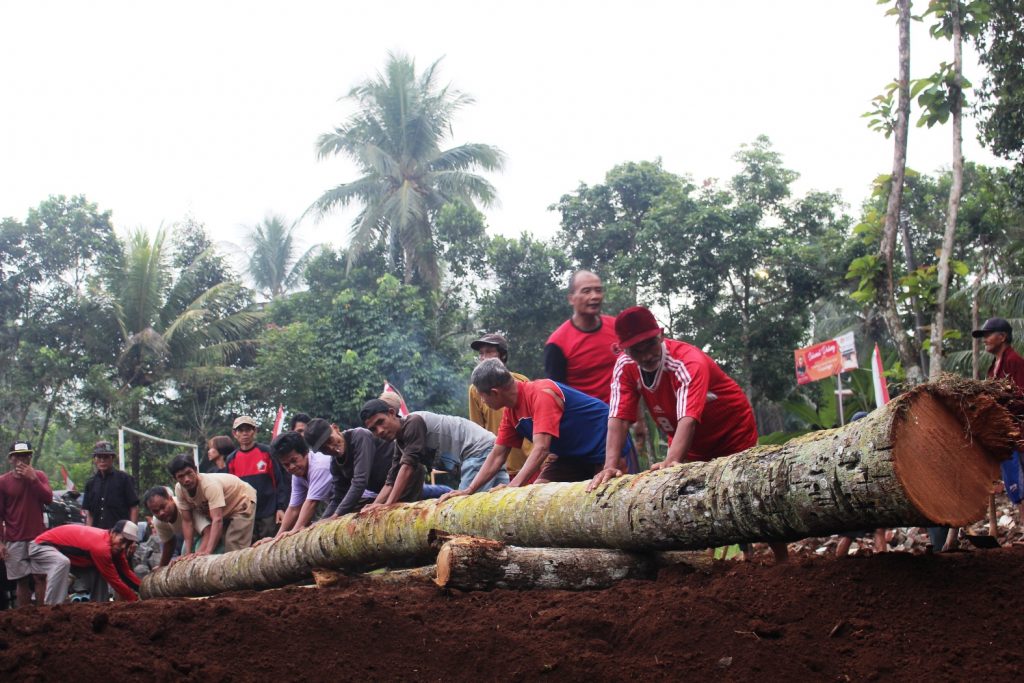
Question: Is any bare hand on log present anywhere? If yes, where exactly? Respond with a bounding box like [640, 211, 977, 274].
[438, 489, 470, 503]
[586, 467, 622, 492]
[649, 460, 679, 471]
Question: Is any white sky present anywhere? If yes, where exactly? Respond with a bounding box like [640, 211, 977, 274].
[0, 1, 1005, 264]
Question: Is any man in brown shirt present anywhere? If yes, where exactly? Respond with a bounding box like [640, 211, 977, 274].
[169, 455, 256, 555]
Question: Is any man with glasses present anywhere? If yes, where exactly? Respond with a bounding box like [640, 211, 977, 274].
[587, 306, 788, 562]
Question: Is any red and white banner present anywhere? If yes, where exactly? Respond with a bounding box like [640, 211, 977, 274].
[382, 381, 410, 417]
[60, 465, 75, 491]
[271, 405, 285, 438]
[872, 344, 890, 408]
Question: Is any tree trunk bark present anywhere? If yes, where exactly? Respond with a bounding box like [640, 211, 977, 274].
[434, 536, 656, 591]
[140, 380, 1016, 599]
[312, 566, 437, 588]
[971, 255, 988, 379]
[929, 3, 964, 380]
[878, 0, 924, 386]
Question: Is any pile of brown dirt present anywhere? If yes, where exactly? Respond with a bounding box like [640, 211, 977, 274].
[2, 546, 1023, 681]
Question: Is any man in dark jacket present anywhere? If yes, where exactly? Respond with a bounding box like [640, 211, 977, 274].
[303, 418, 395, 517]
[225, 416, 288, 541]
[82, 441, 138, 530]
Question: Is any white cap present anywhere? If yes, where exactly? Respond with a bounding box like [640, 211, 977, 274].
[113, 520, 140, 542]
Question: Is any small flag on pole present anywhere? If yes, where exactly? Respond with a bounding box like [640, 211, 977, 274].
[271, 405, 285, 438]
[872, 344, 890, 408]
[382, 381, 410, 417]
[60, 465, 75, 491]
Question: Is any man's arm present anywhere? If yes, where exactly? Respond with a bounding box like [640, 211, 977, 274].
[588, 417, 631, 491]
[509, 433, 552, 486]
[92, 547, 139, 602]
[543, 343, 568, 383]
[293, 498, 320, 530]
[180, 508, 196, 555]
[158, 540, 174, 567]
[383, 463, 416, 505]
[129, 506, 138, 524]
[273, 457, 289, 524]
[273, 506, 301, 537]
[197, 507, 225, 555]
[652, 417, 698, 469]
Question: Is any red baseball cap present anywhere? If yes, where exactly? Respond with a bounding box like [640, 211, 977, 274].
[614, 306, 663, 349]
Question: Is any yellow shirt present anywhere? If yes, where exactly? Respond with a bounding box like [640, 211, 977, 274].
[468, 370, 533, 472]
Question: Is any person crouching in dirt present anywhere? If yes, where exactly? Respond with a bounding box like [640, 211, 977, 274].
[143, 486, 214, 566]
[168, 455, 257, 556]
[256, 431, 334, 543]
[587, 306, 788, 563]
[31, 520, 142, 603]
[440, 359, 633, 503]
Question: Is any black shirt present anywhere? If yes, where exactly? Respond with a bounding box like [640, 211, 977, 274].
[82, 469, 139, 530]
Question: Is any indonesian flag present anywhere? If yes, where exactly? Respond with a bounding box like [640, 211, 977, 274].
[271, 405, 285, 438]
[382, 381, 410, 417]
[60, 465, 75, 491]
[872, 344, 891, 408]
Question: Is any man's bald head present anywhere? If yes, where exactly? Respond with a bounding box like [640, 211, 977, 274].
[568, 270, 601, 295]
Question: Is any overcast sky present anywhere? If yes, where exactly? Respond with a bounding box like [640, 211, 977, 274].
[0, 1, 1004, 262]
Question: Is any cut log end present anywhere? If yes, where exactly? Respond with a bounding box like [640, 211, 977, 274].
[892, 391, 1007, 526]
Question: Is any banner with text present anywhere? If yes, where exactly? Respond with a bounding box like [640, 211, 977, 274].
[794, 339, 843, 385]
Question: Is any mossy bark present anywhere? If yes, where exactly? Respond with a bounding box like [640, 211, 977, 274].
[141, 381, 1016, 599]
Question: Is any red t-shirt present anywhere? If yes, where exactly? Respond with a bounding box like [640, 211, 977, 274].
[0, 470, 52, 542]
[35, 524, 141, 601]
[497, 380, 565, 449]
[609, 339, 757, 460]
[545, 315, 620, 403]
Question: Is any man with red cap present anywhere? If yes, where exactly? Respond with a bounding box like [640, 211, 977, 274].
[588, 305, 787, 562]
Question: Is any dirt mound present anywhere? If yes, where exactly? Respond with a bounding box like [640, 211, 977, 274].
[2, 547, 1023, 681]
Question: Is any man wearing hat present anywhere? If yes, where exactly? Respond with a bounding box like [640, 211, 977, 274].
[0, 441, 54, 606]
[972, 317, 1024, 390]
[588, 305, 787, 562]
[468, 333, 533, 475]
[302, 418, 394, 517]
[973, 317, 1024, 520]
[32, 519, 142, 603]
[82, 440, 139, 530]
[225, 415, 288, 541]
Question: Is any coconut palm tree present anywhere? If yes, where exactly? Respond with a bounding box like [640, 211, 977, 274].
[308, 52, 505, 288]
[93, 228, 262, 479]
[244, 214, 320, 301]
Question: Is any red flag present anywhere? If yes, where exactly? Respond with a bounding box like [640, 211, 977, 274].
[60, 465, 75, 491]
[872, 344, 890, 408]
[382, 381, 410, 417]
[271, 405, 285, 438]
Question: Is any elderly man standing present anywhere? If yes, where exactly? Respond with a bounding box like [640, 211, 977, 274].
[0, 441, 53, 606]
[83, 440, 138, 529]
[441, 359, 632, 502]
[468, 333, 532, 475]
[544, 270, 620, 404]
[588, 306, 788, 562]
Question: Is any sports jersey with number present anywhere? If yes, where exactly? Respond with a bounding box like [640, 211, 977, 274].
[609, 339, 757, 460]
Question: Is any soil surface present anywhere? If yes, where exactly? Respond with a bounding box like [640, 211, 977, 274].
[1, 545, 1022, 682]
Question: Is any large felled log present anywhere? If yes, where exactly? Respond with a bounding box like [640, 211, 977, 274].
[141, 380, 1016, 598]
[434, 536, 656, 591]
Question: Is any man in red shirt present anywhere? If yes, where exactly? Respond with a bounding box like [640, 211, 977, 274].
[973, 317, 1024, 389]
[0, 441, 53, 606]
[544, 270, 620, 404]
[32, 520, 142, 603]
[588, 306, 787, 562]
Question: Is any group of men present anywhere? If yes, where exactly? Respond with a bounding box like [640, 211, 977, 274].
[4, 270, 1022, 605]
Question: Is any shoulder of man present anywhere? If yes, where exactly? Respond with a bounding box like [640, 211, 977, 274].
[545, 318, 574, 346]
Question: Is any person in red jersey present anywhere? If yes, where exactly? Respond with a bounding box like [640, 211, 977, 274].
[588, 306, 787, 562]
[544, 270, 620, 404]
[32, 520, 142, 603]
